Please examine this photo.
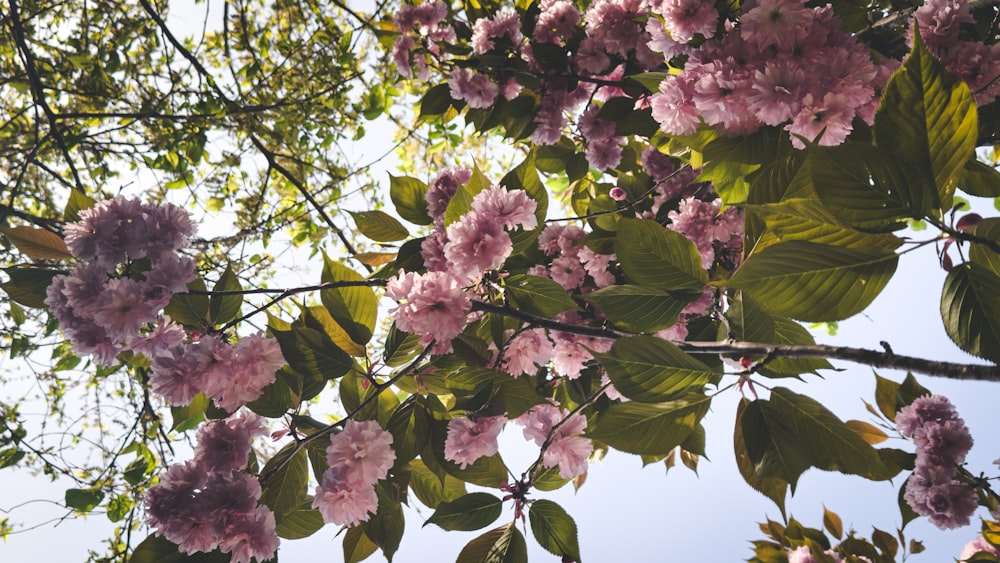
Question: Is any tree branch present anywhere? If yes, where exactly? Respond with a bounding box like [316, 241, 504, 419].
[472, 301, 999, 381]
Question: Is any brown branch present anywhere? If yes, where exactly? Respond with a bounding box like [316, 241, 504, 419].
[6, 0, 86, 193]
[472, 301, 1000, 381]
[136, 0, 367, 269]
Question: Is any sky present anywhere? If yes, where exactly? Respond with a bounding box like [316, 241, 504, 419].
[3, 1, 1000, 562]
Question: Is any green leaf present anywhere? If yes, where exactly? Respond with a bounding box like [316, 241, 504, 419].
[804, 143, 933, 230]
[734, 399, 788, 516]
[595, 336, 720, 402]
[758, 316, 834, 377]
[321, 253, 378, 345]
[249, 367, 298, 416]
[968, 218, 1000, 277]
[504, 274, 580, 317]
[874, 372, 932, 422]
[615, 218, 707, 289]
[445, 165, 491, 225]
[726, 291, 775, 344]
[409, 459, 467, 509]
[344, 524, 378, 563]
[726, 240, 898, 322]
[528, 500, 581, 562]
[209, 265, 242, 326]
[2, 267, 61, 309]
[940, 262, 1000, 363]
[389, 174, 432, 226]
[259, 445, 309, 522]
[350, 210, 410, 242]
[587, 393, 712, 455]
[750, 198, 905, 251]
[128, 535, 233, 563]
[419, 82, 453, 117]
[426, 492, 503, 531]
[500, 150, 548, 250]
[696, 128, 778, 205]
[304, 305, 367, 357]
[740, 397, 812, 491]
[65, 487, 104, 513]
[164, 277, 210, 329]
[0, 447, 25, 469]
[169, 393, 210, 432]
[755, 387, 897, 484]
[959, 158, 1000, 198]
[0, 226, 73, 260]
[584, 285, 697, 333]
[64, 189, 97, 222]
[627, 72, 669, 94]
[387, 400, 430, 465]
[874, 29, 978, 212]
[456, 523, 528, 563]
[272, 326, 353, 382]
[383, 323, 424, 367]
[275, 499, 325, 540]
[362, 484, 405, 561]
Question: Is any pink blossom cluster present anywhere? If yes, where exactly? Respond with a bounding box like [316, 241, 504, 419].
[145, 412, 278, 563]
[422, 178, 538, 282]
[911, 0, 1000, 105]
[531, 224, 616, 291]
[312, 420, 396, 527]
[650, 0, 891, 148]
[392, 1, 454, 80]
[579, 104, 624, 171]
[444, 414, 507, 468]
[517, 403, 592, 479]
[386, 270, 472, 353]
[897, 394, 977, 529]
[786, 546, 844, 563]
[959, 535, 1000, 561]
[667, 197, 744, 270]
[394, 0, 665, 156]
[45, 197, 196, 366]
[150, 332, 286, 412]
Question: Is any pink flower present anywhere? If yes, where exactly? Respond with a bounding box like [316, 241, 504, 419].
[444, 415, 507, 468]
[534, 0, 581, 45]
[217, 505, 279, 563]
[517, 403, 592, 479]
[740, 0, 812, 50]
[426, 166, 471, 225]
[501, 329, 554, 377]
[203, 334, 285, 412]
[420, 228, 450, 272]
[896, 395, 961, 438]
[655, 0, 718, 43]
[444, 212, 513, 279]
[326, 420, 396, 486]
[904, 472, 978, 530]
[959, 535, 1000, 561]
[126, 316, 186, 358]
[92, 277, 157, 340]
[549, 255, 586, 290]
[471, 8, 522, 54]
[651, 75, 701, 136]
[312, 468, 380, 527]
[448, 68, 499, 109]
[386, 270, 472, 349]
[194, 412, 268, 473]
[150, 342, 211, 405]
[470, 186, 538, 231]
[145, 463, 277, 562]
